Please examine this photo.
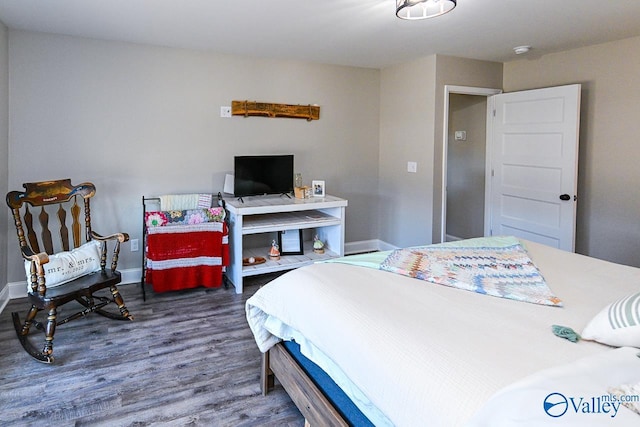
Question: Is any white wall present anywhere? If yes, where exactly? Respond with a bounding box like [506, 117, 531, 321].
[6, 29, 640, 289]
[379, 56, 437, 247]
[504, 36, 640, 266]
[432, 56, 503, 242]
[446, 94, 487, 240]
[0, 22, 8, 295]
[378, 55, 502, 248]
[6, 30, 381, 282]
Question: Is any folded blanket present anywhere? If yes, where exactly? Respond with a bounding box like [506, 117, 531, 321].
[380, 236, 562, 306]
[159, 193, 211, 210]
[145, 207, 225, 228]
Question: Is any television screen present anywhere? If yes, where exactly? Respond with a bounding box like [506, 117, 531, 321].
[234, 155, 294, 197]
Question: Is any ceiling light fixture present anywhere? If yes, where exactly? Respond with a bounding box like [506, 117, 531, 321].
[396, 0, 457, 20]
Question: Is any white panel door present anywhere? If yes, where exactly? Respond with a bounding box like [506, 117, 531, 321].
[489, 84, 581, 251]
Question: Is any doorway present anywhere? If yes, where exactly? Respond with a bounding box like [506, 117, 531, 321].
[441, 86, 501, 243]
[442, 84, 581, 250]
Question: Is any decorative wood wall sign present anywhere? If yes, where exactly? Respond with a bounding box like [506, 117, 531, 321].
[231, 100, 320, 121]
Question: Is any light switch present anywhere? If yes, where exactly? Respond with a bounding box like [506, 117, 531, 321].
[407, 161, 417, 173]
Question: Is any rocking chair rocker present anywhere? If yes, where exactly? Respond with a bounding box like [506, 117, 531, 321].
[6, 179, 133, 363]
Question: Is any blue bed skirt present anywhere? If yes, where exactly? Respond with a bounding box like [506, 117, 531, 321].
[282, 340, 374, 427]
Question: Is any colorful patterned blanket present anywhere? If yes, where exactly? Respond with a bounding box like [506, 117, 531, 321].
[145, 207, 225, 228]
[380, 236, 562, 306]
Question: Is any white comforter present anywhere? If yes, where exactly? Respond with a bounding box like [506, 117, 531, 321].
[245, 240, 640, 426]
[468, 346, 640, 426]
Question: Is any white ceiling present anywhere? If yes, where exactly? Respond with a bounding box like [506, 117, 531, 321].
[0, 0, 639, 69]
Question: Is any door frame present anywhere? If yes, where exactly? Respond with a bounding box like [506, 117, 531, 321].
[441, 85, 502, 243]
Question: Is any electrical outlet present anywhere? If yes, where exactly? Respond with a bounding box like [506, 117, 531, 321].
[131, 239, 139, 252]
[220, 106, 232, 118]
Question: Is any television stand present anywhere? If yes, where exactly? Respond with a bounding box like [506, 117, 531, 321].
[225, 194, 348, 293]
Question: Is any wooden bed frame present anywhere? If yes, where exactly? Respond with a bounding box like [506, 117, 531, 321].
[261, 342, 348, 426]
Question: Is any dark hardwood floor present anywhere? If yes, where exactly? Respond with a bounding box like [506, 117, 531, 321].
[0, 274, 303, 426]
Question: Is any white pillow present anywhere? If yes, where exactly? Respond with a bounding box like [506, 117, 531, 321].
[24, 240, 102, 291]
[582, 291, 640, 348]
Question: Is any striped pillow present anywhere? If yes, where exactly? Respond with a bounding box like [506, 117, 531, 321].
[582, 292, 640, 348]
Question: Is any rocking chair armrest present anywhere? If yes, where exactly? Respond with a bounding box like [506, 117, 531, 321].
[21, 247, 49, 266]
[91, 231, 130, 243]
[91, 231, 129, 271]
[21, 248, 49, 295]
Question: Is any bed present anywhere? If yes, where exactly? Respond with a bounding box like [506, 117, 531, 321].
[246, 236, 640, 426]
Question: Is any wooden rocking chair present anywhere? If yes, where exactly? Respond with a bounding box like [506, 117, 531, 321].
[6, 179, 133, 363]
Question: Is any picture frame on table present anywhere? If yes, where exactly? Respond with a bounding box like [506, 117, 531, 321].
[278, 229, 304, 255]
[312, 180, 325, 197]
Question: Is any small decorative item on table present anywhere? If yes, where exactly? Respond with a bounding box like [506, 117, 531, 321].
[269, 240, 281, 260]
[243, 256, 266, 266]
[313, 235, 325, 254]
[278, 229, 303, 255]
[312, 180, 325, 197]
[294, 186, 311, 199]
[294, 173, 311, 199]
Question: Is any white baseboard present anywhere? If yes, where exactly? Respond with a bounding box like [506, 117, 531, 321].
[376, 240, 400, 252]
[121, 268, 143, 285]
[0, 285, 9, 316]
[345, 239, 397, 254]
[1, 240, 397, 310]
[345, 240, 378, 254]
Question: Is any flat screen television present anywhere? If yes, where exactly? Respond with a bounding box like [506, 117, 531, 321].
[234, 155, 294, 197]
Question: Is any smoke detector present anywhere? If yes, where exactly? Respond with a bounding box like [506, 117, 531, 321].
[513, 46, 531, 55]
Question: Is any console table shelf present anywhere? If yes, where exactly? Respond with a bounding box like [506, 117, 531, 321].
[242, 211, 341, 234]
[241, 241, 338, 277]
[226, 195, 348, 293]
